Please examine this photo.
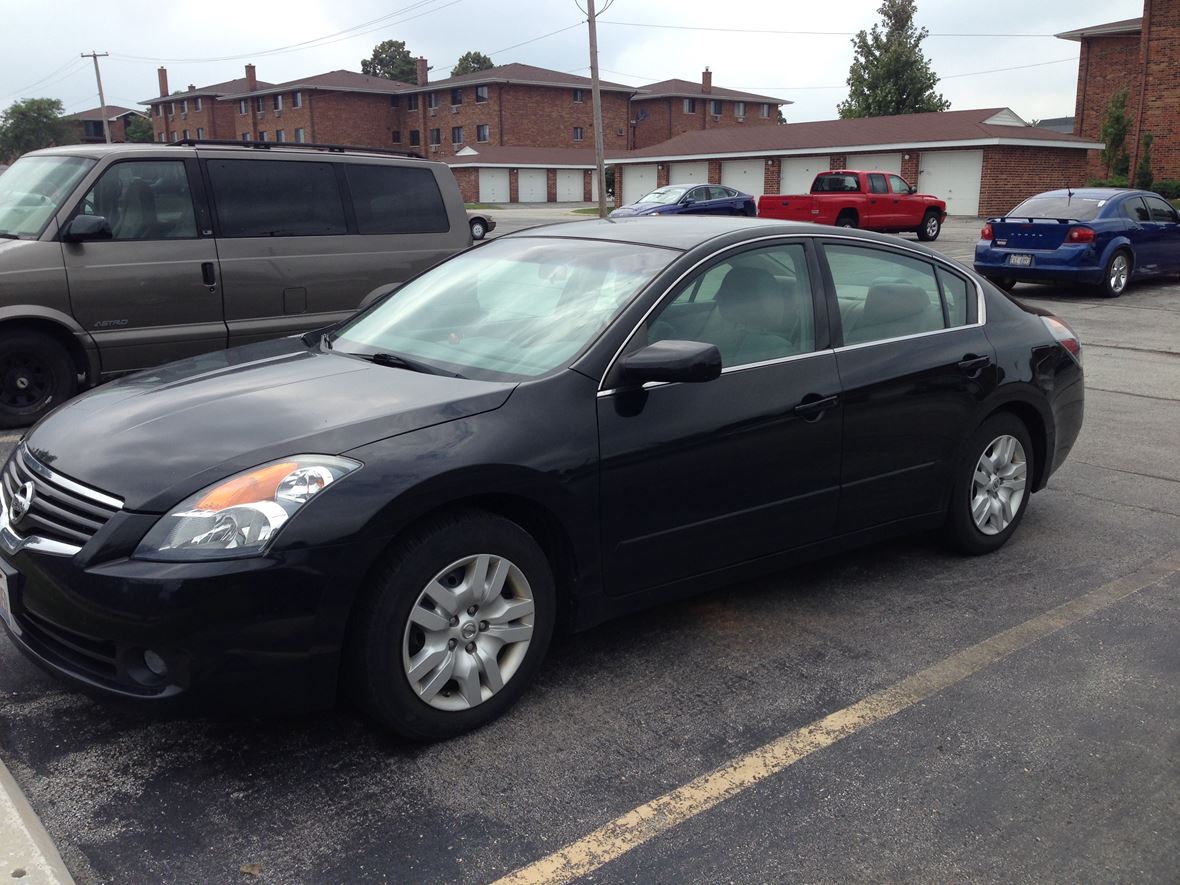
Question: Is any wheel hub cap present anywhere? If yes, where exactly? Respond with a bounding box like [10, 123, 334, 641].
[970, 434, 1028, 536]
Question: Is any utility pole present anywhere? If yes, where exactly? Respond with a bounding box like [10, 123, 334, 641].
[586, 0, 607, 218]
[81, 51, 111, 143]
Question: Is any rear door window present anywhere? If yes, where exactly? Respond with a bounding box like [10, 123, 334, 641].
[868, 174, 888, 195]
[344, 164, 450, 234]
[824, 243, 947, 345]
[1143, 194, 1179, 223]
[207, 158, 347, 237]
[1121, 197, 1150, 222]
[936, 267, 973, 327]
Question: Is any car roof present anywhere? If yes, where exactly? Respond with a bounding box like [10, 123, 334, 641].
[24, 142, 430, 164]
[1029, 187, 1152, 200]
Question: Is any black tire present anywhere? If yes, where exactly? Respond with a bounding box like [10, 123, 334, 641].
[347, 509, 556, 742]
[469, 219, 487, 240]
[945, 413, 1034, 555]
[836, 212, 857, 229]
[916, 211, 942, 241]
[0, 329, 78, 430]
[989, 276, 1017, 292]
[1099, 249, 1132, 298]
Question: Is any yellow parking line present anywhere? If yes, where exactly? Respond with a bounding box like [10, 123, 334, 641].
[494, 548, 1180, 885]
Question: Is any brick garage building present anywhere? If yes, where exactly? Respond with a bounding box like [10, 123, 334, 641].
[1058, 0, 1180, 182]
[607, 108, 1102, 217]
[445, 146, 598, 203]
[630, 70, 787, 149]
[63, 105, 147, 143]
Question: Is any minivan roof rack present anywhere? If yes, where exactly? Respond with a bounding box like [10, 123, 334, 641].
[170, 138, 424, 160]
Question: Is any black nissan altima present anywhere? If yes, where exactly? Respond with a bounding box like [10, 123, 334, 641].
[0, 217, 1083, 741]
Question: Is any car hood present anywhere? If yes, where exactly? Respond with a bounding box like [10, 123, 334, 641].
[24, 337, 516, 511]
[608, 204, 663, 217]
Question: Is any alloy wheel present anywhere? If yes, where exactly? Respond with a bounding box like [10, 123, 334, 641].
[970, 434, 1027, 535]
[1109, 253, 1129, 295]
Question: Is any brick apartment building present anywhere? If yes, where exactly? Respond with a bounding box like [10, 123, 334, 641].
[630, 71, 786, 149]
[144, 67, 275, 142]
[63, 105, 147, 143]
[1058, 0, 1180, 181]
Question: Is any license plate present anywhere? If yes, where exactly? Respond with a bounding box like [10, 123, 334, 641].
[0, 568, 21, 637]
[1007, 254, 1033, 267]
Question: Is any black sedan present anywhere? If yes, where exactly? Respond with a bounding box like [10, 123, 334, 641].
[0, 218, 1084, 741]
[609, 183, 757, 218]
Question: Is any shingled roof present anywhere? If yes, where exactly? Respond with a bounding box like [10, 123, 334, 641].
[142, 77, 275, 105]
[65, 105, 145, 122]
[219, 69, 414, 99]
[446, 145, 598, 168]
[633, 78, 787, 106]
[1056, 17, 1142, 41]
[399, 62, 635, 95]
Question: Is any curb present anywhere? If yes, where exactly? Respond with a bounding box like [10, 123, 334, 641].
[0, 758, 74, 884]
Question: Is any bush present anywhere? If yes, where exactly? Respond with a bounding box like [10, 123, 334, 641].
[1134, 133, 1154, 190]
[1151, 179, 1180, 199]
[1085, 177, 1129, 188]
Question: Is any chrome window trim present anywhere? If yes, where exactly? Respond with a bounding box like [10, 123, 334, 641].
[19, 444, 124, 510]
[0, 482, 83, 557]
[596, 232, 987, 392]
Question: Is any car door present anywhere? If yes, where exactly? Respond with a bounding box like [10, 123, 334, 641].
[866, 173, 894, 226]
[60, 157, 226, 373]
[681, 186, 714, 216]
[889, 174, 924, 228]
[820, 239, 998, 533]
[597, 239, 842, 596]
[1141, 194, 1180, 274]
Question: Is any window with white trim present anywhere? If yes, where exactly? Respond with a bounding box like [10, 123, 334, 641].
[734, 102, 745, 118]
[273, 94, 282, 112]
[293, 91, 303, 108]
[295, 128, 305, 143]
[476, 124, 489, 142]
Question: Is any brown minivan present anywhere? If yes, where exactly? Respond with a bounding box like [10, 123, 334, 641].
[0, 141, 471, 428]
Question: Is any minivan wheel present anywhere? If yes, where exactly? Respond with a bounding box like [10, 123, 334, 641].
[469, 219, 487, 240]
[0, 330, 77, 429]
[348, 509, 555, 742]
[945, 414, 1033, 555]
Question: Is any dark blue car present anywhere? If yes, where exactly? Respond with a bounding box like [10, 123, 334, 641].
[609, 183, 756, 218]
[974, 188, 1180, 297]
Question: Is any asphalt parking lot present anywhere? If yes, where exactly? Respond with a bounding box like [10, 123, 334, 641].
[2, 215, 1179, 884]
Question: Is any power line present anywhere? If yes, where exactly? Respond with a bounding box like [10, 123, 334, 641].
[486, 22, 585, 57]
[597, 20, 1057, 38]
[7, 57, 86, 96]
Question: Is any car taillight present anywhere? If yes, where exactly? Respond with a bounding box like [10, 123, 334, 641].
[1065, 225, 1096, 243]
[981, 223, 994, 240]
[1041, 315, 1082, 363]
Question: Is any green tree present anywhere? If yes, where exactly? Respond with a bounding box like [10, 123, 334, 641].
[837, 0, 950, 119]
[1134, 132, 1154, 190]
[451, 51, 494, 77]
[1099, 89, 1131, 179]
[361, 40, 418, 83]
[0, 97, 71, 161]
[124, 114, 154, 143]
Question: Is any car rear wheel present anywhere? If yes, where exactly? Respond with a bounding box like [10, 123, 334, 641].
[1100, 250, 1131, 298]
[989, 276, 1016, 292]
[0, 329, 78, 430]
[836, 213, 857, 229]
[469, 219, 487, 240]
[945, 413, 1033, 555]
[917, 211, 942, 241]
[347, 509, 555, 741]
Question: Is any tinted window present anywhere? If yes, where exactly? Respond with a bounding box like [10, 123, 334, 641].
[344, 164, 449, 235]
[813, 173, 859, 193]
[936, 267, 971, 327]
[888, 174, 911, 194]
[78, 160, 196, 241]
[868, 174, 888, 195]
[1121, 197, 1150, 222]
[825, 244, 945, 345]
[1008, 194, 1107, 221]
[647, 244, 815, 368]
[710, 187, 733, 200]
[1143, 195, 1178, 223]
[207, 159, 347, 238]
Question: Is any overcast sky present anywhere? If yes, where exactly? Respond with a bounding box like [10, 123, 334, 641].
[1, 0, 1144, 125]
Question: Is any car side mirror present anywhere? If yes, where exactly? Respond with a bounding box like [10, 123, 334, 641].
[681, 198, 695, 206]
[908, 185, 917, 194]
[62, 215, 113, 243]
[619, 340, 721, 385]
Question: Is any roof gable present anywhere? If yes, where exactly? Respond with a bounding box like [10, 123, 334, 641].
[633, 78, 788, 105]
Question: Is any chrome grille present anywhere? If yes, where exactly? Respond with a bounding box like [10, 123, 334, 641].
[1, 446, 122, 552]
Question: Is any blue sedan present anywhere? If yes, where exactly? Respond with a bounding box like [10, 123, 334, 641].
[974, 188, 1180, 297]
[609, 183, 757, 218]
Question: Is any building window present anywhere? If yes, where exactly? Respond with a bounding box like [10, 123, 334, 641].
[194, 97, 203, 112]
[239, 99, 247, 115]
[710, 99, 722, 116]
[256, 96, 265, 113]
[196, 127, 205, 139]
[392, 130, 401, 143]
[294, 128, 305, 143]
[182, 129, 190, 140]
[389, 94, 399, 108]
[451, 126, 463, 144]
[168, 130, 176, 141]
[428, 93, 438, 109]
[158, 132, 166, 142]
[168, 102, 175, 116]
[451, 88, 462, 106]
[276, 129, 285, 142]
[475, 85, 488, 103]
[242, 132, 250, 142]
[683, 98, 696, 114]
[734, 101, 745, 118]
[272, 94, 282, 112]
[293, 91, 303, 108]
[181, 99, 188, 114]
[429, 128, 441, 145]
[476, 124, 489, 142]
[573, 126, 584, 141]
[409, 130, 421, 146]
[258, 131, 268, 142]
[407, 94, 419, 111]
[154, 104, 161, 117]
[573, 88, 585, 102]
[760, 103, 770, 118]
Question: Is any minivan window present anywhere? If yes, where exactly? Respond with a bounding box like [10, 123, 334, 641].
[0, 155, 95, 238]
[207, 159, 347, 237]
[76, 160, 197, 240]
[345, 164, 450, 235]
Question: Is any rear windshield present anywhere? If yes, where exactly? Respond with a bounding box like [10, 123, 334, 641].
[1007, 194, 1107, 221]
[812, 174, 860, 193]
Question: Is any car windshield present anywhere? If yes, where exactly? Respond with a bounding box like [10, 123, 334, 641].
[1007, 194, 1107, 221]
[332, 237, 674, 380]
[636, 186, 690, 205]
[0, 156, 95, 237]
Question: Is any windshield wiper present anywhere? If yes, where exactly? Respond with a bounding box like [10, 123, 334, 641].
[346, 350, 463, 378]
[0, 231, 21, 239]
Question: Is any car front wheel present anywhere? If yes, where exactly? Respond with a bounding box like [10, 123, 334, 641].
[945, 413, 1033, 555]
[470, 219, 487, 240]
[348, 509, 555, 741]
[0, 329, 78, 429]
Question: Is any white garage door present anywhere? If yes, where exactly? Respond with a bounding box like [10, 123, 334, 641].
[622, 164, 657, 204]
[780, 156, 831, 194]
[721, 159, 764, 194]
[845, 152, 903, 173]
[669, 161, 708, 185]
[918, 150, 983, 216]
[555, 169, 584, 202]
[479, 168, 509, 203]
[518, 169, 548, 203]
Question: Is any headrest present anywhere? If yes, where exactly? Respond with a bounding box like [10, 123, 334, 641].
[863, 283, 930, 325]
[716, 267, 780, 328]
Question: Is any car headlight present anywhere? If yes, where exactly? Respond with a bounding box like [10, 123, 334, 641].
[135, 455, 361, 561]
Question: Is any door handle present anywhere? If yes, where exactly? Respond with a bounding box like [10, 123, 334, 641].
[957, 354, 991, 377]
[794, 393, 839, 420]
[201, 262, 216, 288]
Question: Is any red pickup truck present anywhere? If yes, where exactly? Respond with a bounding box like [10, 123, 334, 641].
[757, 170, 948, 241]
